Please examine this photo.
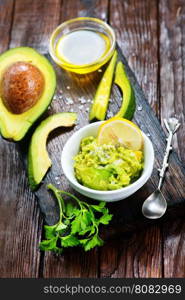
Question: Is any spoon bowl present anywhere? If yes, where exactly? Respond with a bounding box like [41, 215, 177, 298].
[142, 189, 167, 219]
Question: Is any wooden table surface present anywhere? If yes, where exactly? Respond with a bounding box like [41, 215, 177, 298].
[0, 0, 185, 278]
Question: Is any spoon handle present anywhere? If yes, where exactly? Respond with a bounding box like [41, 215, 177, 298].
[158, 131, 173, 190]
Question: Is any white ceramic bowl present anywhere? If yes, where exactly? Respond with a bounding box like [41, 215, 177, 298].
[61, 122, 154, 202]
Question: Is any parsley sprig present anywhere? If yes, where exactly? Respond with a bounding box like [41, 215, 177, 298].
[39, 184, 113, 253]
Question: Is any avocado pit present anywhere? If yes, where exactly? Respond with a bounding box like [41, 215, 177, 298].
[1, 61, 45, 114]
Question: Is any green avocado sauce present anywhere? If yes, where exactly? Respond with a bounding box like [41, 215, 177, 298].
[74, 136, 144, 191]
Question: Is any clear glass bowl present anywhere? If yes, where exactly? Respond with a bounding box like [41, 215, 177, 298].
[49, 17, 116, 74]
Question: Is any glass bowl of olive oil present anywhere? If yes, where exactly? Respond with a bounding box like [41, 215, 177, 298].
[49, 17, 116, 74]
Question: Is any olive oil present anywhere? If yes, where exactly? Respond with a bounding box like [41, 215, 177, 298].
[55, 29, 111, 73]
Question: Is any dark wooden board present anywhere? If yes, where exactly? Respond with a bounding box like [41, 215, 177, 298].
[18, 46, 185, 237]
[159, 0, 185, 277]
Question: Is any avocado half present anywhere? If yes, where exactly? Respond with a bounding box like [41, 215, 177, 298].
[28, 112, 77, 190]
[0, 47, 56, 141]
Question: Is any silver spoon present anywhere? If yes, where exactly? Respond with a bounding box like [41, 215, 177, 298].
[142, 117, 181, 219]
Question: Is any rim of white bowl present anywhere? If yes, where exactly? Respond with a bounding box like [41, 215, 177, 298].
[61, 122, 155, 195]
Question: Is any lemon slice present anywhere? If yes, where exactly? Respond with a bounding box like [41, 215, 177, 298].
[97, 117, 143, 150]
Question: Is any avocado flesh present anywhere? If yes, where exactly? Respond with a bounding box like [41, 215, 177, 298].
[89, 50, 118, 121]
[0, 47, 56, 141]
[114, 61, 136, 120]
[76, 166, 112, 190]
[28, 112, 77, 190]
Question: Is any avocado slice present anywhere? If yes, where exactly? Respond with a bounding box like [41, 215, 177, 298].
[0, 47, 56, 141]
[89, 50, 118, 121]
[114, 61, 136, 119]
[28, 112, 77, 190]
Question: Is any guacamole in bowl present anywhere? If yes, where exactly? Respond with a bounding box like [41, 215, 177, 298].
[74, 136, 143, 191]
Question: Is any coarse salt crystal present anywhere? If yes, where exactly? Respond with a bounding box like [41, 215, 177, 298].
[107, 111, 113, 118]
[65, 97, 74, 105]
[79, 97, 86, 104]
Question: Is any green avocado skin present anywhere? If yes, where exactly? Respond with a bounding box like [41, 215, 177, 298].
[0, 47, 56, 141]
[28, 149, 37, 191]
[28, 113, 77, 191]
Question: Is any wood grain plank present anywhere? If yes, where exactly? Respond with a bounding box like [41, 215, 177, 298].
[0, 146, 42, 277]
[99, 0, 163, 278]
[0, 0, 42, 278]
[9, 0, 61, 53]
[159, 0, 185, 163]
[100, 226, 162, 278]
[0, 0, 15, 53]
[163, 220, 185, 277]
[60, 0, 109, 21]
[0, 0, 61, 278]
[109, 0, 159, 112]
[42, 0, 109, 278]
[159, 0, 185, 278]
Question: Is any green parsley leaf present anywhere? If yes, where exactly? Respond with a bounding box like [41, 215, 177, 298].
[83, 235, 104, 251]
[55, 223, 67, 231]
[44, 225, 58, 239]
[71, 213, 82, 234]
[65, 202, 75, 217]
[81, 210, 91, 228]
[39, 237, 57, 251]
[79, 238, 89, 245]
[99, 213, 113, 225]
[39, 184, 113, 254]
[78, 226, 95, 236]
[61, 235, 80, 247]
[91, 202, 106, 212]
[99, 202, 106, 208]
